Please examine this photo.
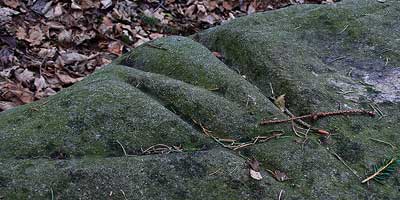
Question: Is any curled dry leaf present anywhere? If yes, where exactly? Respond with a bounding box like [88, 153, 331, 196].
[58, 29, 73, 46]
[273, 170, 290, 182]
[3, 0, 21, 9]
[0, 101, 18, 111]
[275, 94, 286, 112]
[59, 52, 89, 65]
[248, 158, 263, 180]
[249, 169, 263, 180]
[56, 72, 83, 84]
[27, 25, 44, 46]
[107, 41, 123, 55]
[15, 68, 35, 84]
[34, 76, 47, 91]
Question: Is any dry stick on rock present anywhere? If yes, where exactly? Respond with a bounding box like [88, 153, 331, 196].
[116, 140, 128, 157]
[261, 110, 375, 125]
[369, 138, 397, 150]
[331, 151, 361, 179]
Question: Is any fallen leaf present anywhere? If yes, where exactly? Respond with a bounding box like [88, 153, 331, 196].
[248, 158, 260, 171]
[248, 158, 262, 180]
[222, 1, 233, 10]
[15, 68, 35, 84]
[56, 72, 82, 84]
[273, 170, 290, 181]
[59, 52, 89, 65]
[0, 101, 18, 111]
[101, 0, 113, 9]
[107, 41, 123, 55]
[16, 26, 27, 40]
[58, 30, 73, 46]
[34, 76, 47, 91]
[275, 94, 286, 112]
[149, 33, 164, 40]
[3, 0, 21, 9]
[250, 169, 263, 180]
[212, 51, 223, 58]
[27, 25, 44, 46]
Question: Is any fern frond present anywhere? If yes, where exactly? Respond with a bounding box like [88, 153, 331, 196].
[362, 158, 399, 183]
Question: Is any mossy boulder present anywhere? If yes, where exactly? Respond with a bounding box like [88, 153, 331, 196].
[1, 0, 399, 199]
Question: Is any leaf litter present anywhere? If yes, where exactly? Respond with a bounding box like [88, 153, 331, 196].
[0, 0, 335, 111]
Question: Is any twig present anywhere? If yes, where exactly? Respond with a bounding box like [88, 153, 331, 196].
[291, 121, 305, 138]
[339, 25, 349, 34]
[327, 56, 347, 64]
[369, 138, 396, 150]
[144, 43, 168, 50]
[116, 140, 128, 157]
[278, 190, 284, 200]
[209, 168, 222, 176]
[362, 158, 395, 183]
[331, 151, 360, 178]
[261, 109, 375, 125]
[120, 189, 128, 200]
[50, 187, 54, 200]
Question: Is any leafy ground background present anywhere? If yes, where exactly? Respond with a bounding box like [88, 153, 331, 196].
[0, 0, 333, 112]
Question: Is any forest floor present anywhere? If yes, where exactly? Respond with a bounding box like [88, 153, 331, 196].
[0, 0, 333, 111]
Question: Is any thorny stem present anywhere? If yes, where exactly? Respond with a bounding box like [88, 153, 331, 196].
[260, 109, 375, 125]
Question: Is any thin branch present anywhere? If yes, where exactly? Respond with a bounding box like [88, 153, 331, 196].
[369, 138, 396, 150]
[116, 140, 128, 157]
[362, 158, 395, 183]
[261, 109, 375, 125]
[331, 151, 361, 178]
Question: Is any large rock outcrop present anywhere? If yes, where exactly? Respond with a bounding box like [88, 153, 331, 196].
[1, 0, 399, 199]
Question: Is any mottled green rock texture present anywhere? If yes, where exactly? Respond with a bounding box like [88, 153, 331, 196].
[1, 0, 399, 199]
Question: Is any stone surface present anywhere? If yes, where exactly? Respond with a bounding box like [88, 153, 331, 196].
[1, 0, 399, 199]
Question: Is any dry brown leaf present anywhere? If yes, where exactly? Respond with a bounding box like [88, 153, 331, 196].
[212, 51, 222, 58]
[3, 0, 20, 9]
[185, 5, 196, 16]
[15, 68, 34, 84]
[28, 25, 44, 46]
[101, 0, 113, 9]
[11, 88, 34, 103]
[107, 41, 123, 55]
[149, 33, 164, 40]
[38, 47, 57, 58]
[197, 5, 207, 13]
[273, 170, 290, 181]
[248, 158, 260, 171]
[16, 26, 27, 40]
[200, 15, 216, 24]
[56, 72, 82, 84]
[249, 169, 263, 180]
[0, 101, 18, 111]
[222, 1, 233, 10]
[206, 1, 218, 11]
[247, 3, 256, 15]
[59, 52, 89, 65]
[58, 30, 73, 46]
[34, 76, 47, 91]
[275, 94, 286, 112]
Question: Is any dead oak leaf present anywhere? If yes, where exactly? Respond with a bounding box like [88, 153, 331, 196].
[27, 25, 44, 46]
[107, 41, 123, 55]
